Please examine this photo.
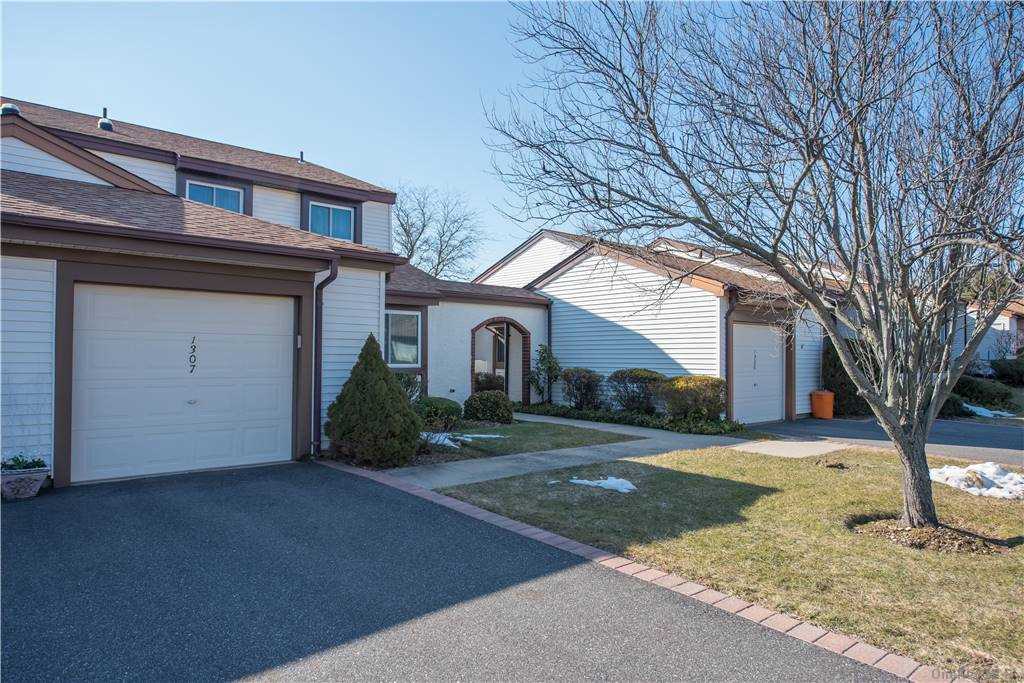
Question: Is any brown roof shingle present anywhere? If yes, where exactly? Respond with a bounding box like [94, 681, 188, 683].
[389, 263, 548, 305]
[5, 98, 394, 200]
[1, 170, 402, 262]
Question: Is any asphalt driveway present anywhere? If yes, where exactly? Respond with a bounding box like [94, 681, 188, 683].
[2, 463, 891, 681]
[763, 418, 1023, 466]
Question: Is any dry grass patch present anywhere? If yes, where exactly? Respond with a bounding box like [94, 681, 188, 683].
[442, 448, 1024, 679]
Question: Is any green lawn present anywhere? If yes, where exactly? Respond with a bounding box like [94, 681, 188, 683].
[443, 448, 1024, 678]
[410, 421, 638, 466]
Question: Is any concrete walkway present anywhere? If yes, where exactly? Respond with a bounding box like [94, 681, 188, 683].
[387, 413, 748, 489]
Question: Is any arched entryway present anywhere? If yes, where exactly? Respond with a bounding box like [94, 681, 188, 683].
[470, 317, 531, 405]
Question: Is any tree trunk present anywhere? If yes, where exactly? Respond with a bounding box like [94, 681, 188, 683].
[891, 434, 939, 528]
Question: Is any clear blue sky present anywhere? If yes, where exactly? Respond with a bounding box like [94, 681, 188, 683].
[1, 1, 539, 276]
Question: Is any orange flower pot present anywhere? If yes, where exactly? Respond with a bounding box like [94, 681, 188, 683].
[810, 390, 835, 420]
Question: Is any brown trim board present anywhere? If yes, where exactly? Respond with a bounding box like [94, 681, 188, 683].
[20, 245, 317, 487]
[2, 113, 169, 194]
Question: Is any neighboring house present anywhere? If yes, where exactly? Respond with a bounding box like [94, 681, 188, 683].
[475, 230, 825, 424]
[0, 98, 404, 486]
[385, 264, 548, 405]
[961, 302, 1023, 369]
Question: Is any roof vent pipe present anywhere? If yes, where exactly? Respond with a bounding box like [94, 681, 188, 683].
[299, 150, 305, 164]
[0, 102, 21, 116]
[97, 107, 114, 132]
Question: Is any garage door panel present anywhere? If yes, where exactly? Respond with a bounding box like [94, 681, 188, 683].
[732, 324, 784, 424]
[72, 284, 294, 482]
[242, 425, 289, 459]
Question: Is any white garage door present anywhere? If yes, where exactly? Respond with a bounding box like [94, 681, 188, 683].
[72, 284, 294, 482]
[732, 323, 784, 424]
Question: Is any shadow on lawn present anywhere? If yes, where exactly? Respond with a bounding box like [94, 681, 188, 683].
[468, 460, 781, 547]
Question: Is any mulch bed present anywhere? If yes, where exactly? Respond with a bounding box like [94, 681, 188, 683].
[853, 518, 1010, 555]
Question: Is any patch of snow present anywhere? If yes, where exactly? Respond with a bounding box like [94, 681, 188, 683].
[962, 403, 1014, 418]
[929, 462, 1024, 500]
[421, 432, 460, 449]
[569, 477, 637, 493]
[547, 480, 561, 485]
[456, 434, 508, 441]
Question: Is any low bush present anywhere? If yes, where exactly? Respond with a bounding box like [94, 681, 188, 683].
[607, 368, 666, 414]
[414, 396, 463, 432]
[474, 372, 505, 392]
[515, 402, 749, 436]
[953, 375, 1015, 410]
[658, 375, 726, 420]
[821, 339, 873, 416]
[326, 335, 422, 468]
[990, 358, 1024, 386]
[560, 367, 604, 409]
[938, 393, 971, 419]
[464, 390, 514, 423]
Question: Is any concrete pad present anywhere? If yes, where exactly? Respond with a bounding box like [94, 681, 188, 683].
[730, 440, 848, 458]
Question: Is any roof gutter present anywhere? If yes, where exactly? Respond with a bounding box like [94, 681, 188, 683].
[312, 258, 340, 456]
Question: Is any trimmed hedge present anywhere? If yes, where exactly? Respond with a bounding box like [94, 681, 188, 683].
[515, 401, 749, 436]
[990, 358, 1024, 386]
[560, 367, 603, 409]
[414, 396, 462, 432]
[821, 338, 872, 416]
[658, 375, 726, 419]
[607, 368, 666, 414]
[953, 375, 1016, 411]
[474, 372, 505, 392]
[464, 390, 514, 423]
[326, 335, 422, 467]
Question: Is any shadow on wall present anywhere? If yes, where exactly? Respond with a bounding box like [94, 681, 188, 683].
[544, 297, 721, 403]
[0, 460, 773, 680]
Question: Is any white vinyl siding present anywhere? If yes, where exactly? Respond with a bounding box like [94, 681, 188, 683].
[1, 256, 56, 465]
[479, 235, 582, 287]
[253, 185, 301, 228]
[538, 254, 721, 404]
[2, 137, 110, 185]
[361, 201, 391, 251]
[794, 309, 824, 415]
[90, 150, 177, 193]
[426, 301, 548, 405]
[319, 267, 385, 438]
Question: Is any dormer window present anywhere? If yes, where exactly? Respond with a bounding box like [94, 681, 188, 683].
[308, 201, 354, 241]
[186, 180, 242, 213]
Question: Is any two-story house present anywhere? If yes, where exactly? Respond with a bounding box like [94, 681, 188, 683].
[0, 97, 413, 485]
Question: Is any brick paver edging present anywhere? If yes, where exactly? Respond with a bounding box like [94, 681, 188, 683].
[317, 460, 971, 683]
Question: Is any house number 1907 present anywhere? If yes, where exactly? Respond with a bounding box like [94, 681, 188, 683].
[188, 336, 198, 374]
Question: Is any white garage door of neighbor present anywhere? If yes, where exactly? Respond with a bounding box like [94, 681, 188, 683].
[732, 323, 784, 424]
[72, 284, 295, 482]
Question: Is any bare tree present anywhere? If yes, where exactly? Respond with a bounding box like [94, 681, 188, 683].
[489, 2, 1024, 527]
[393, 184, 486, 280]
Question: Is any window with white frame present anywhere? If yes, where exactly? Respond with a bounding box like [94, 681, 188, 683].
[309, 201, 355, 241]
[186, 180, 243, 213]
[384, 310, 420, 367]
